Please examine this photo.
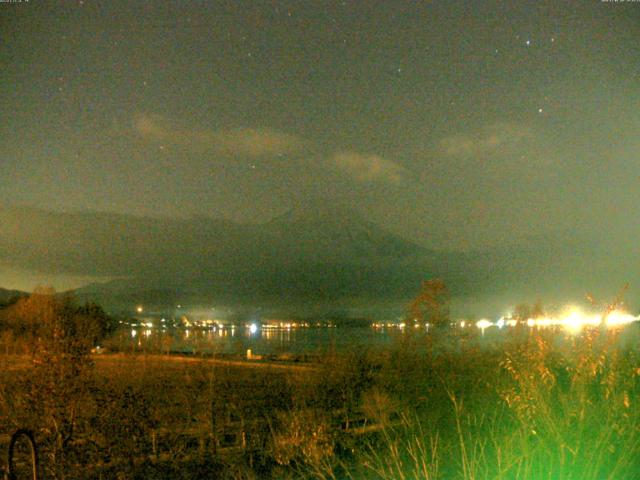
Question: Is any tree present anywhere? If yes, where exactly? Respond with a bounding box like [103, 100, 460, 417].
[531, 300, 545, 319]
[1, 287, 112, 478]
[408, 279, 450, 329]
[4, 287, 112, 356]
[513, 303, 531, 323]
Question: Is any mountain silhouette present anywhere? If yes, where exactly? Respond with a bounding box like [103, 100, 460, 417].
[64, 204, 435, 310]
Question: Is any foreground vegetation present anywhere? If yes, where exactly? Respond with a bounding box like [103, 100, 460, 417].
[0, 291, 639, 479]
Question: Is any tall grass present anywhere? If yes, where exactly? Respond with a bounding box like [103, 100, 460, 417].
[1, 324, 639, 478]
[304, 326, 640, 480]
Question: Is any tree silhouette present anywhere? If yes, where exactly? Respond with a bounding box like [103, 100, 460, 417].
[1, 287, 112, 478]
[408, 278, 450, 329]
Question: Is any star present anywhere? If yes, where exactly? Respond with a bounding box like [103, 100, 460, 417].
[525, 40, 531, 46]
[538, 108, 543, 113]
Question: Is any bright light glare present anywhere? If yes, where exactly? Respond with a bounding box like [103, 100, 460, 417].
[563, 310, 590, 333]
[249, 324, 258, 334]
[606, 310, 640, 327]
[525, 309, 637, 332]
[476, 319, 493, 330]
[463, 307, 640, 333]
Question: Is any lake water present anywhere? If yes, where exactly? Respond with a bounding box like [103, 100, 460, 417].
[110, 322, 640, 356]
[116, 325, 401, 355]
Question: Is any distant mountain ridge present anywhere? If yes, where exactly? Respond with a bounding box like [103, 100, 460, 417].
[261, 204, 426, 263]
[0, 203, 431, 310]
[2, 204, 635, 315]
[68, 204, 438, 310]
[0, 288, 28, 304]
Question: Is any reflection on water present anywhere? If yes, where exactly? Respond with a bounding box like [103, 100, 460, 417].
[110, 321, 640, 356]
[115, 325, 401, 355]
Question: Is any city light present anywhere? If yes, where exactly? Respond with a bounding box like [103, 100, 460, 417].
[469, 308, 640, 333]
[476, 319, 493, 330]
[369, 308, 640, 333]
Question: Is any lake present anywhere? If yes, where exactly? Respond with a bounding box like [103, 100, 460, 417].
[108, 321, 640, 356]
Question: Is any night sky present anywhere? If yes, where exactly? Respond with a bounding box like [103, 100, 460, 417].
[1, 1, 639, 300]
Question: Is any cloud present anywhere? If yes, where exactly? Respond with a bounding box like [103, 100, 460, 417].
[134, 113, 173, 141]
[439, 123, 532, 157]
[134, 113, 406, 185]
[214, 128, 305, 157]
[332, 152, 408, 185]
[133, 113, 305, 156]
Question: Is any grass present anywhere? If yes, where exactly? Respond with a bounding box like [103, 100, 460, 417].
[1, 325, 639, 478]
